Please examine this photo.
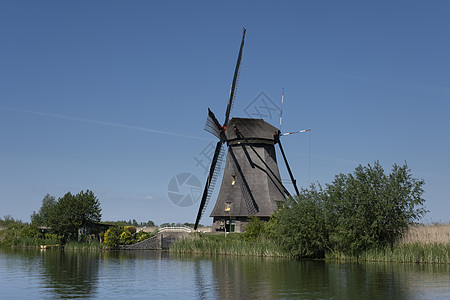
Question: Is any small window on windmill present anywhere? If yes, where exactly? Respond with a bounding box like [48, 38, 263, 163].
[231, 175, 236, 186]
[225, 202, 232, 212]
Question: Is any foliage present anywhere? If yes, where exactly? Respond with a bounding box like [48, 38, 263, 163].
[242, 216, 266, 241]
[0, 215, 16, 226]
[104, 226, 124, 247]
[171, 233, 287, 257]
[136, 231, 152, 242]
[103, 225, 155, 247]
[30, 194, 57, 226]
[275, 189, 330, 258]
[327, 242, 450, 264]
[159, 222, 202, 228]
[0, 218, 58, 248]
[124, 226, 137, 235]
[120, 230, 132, 245]
[273, 161, 427, 257]
[326, 162, 427, 254]
[104, 219, 156, 227]
[263, 214, 279, 240]
[47, 190, 102, 244]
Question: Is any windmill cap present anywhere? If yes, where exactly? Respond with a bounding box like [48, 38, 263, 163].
[226, 118, 279, 143]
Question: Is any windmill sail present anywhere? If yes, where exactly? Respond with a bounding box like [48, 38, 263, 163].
[204, 109, 223, 140]
[224, 28, 246, 126]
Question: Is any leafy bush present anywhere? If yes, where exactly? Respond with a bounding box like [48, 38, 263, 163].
[119, 230, 132, 245]
[242, 216, 265, 241]
[124, 226, 137, 235]
[136, 231, 152, 242]
[104, 226, 123, 247]
[274, 162, 427, 258]
[275, 189, 330, 258]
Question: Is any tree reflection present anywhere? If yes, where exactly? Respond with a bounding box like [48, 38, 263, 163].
[208, 256, 420, 299]
[41, 250, 100, 298]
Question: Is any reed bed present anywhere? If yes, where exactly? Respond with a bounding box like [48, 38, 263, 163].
[4, 237, 59, 248]
[328, 224, 450, 263]
[400, 223, 450, 244]
[170, 234, 288, 257]
[328, 243, 450, 264]
[174, 224, 450, 263]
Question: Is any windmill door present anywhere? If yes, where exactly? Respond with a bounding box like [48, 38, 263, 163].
[230, 220, 235, 232]
[226, 219, 236, 233]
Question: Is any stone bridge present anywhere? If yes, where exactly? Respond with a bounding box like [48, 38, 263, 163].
[121, 226, 193, 250]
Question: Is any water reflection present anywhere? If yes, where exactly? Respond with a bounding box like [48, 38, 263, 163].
[205, 255, 450, 299]
[0, 248, 449, 299]
[41, 250, 100, 298]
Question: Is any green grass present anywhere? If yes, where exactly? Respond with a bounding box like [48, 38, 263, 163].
[170, 233, 289, 257]
[327, 242, 450, 264]
[1, 236, 60, 248]
[172, 234, 450, 263]
[0, 235, 101, 250]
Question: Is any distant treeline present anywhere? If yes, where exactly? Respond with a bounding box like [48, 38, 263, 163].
[103, 219, 156, 228]
[101, 221, 209, 228]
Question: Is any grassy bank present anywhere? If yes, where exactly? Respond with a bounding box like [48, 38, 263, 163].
[328, 243, 450, 264]
[328, 224, 450, 263]
[170, 233, 289, 257]
[1, 236, 102, 250]
[2, 236, 59, 248]
[172, 224, 450, 263]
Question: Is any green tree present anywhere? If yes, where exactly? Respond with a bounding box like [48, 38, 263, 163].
[242, 216, 266, 241]
[143, 220, 156, 227]
[31, 194, 57, 226]
[47, 190, 102, 244]
[274, 161, 427, 257]
[275, 188, 330, 258]
[327, 161, 427, 254]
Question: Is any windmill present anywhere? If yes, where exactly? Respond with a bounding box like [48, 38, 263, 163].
[193, 28, 307, 232]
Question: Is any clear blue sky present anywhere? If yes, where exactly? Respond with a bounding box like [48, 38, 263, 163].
[1, 1, 449, 225]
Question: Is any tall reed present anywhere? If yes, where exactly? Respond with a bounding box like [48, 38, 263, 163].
[327, 224, 450, 263]
[170, 234, 288, 257]
[327, 243, 450, 264]
[400, 223, 450, 244]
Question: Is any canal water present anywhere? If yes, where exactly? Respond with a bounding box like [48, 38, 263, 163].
[0, 248, 449, 299]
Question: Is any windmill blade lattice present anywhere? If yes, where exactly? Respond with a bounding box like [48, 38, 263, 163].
[199, 145, 224, 218]
[194, 141, 225, 229]
[224, 27, 246, 126]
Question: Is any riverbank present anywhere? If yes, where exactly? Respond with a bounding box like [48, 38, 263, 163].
[0, 236, 102, 250]
[328, 242, 450, 263]
[328, 224, 450, 263]
[170, 233, 288, 257]
[170, 224, 450, 263]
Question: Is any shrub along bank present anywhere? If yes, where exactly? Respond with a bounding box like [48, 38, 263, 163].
[103, 226, 157, 248]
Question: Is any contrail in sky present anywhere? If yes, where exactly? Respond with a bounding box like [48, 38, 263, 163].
[0, 106, 210, 141]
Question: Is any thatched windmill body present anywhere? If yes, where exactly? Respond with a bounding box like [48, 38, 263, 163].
[194, 29, 302, 232]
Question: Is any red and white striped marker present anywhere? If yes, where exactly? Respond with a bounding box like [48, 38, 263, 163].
[282, 129, 311, 136]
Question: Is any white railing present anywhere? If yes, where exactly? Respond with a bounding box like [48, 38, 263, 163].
[158, 226, 192, 233]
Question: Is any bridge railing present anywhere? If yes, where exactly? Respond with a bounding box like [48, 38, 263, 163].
[158, 225, 192, 233]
